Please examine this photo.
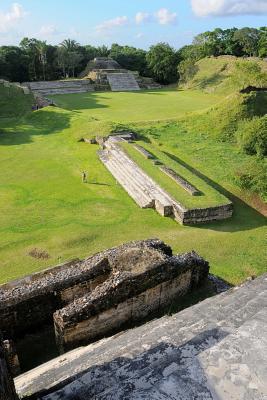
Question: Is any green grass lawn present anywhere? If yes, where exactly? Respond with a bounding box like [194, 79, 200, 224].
[50, 89, 223, 121]
[0, 89, 266, 285]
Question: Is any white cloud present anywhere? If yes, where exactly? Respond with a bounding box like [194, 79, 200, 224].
[0, 2, 27, 33]
[96, 16, 129, 33]
[155, 8, 177, 25]
[135, 12, 151, 24]
[39, 25, 58, 36]
[191, 0, 267, 17]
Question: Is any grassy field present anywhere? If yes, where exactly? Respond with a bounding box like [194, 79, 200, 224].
[51, 89, 223, 121]
[0, 87, 266, 285]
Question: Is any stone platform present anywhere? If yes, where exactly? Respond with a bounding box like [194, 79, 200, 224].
[99, 136, 233, 224]
[15, 274, 267, 400]
[24, 80, 94, 96]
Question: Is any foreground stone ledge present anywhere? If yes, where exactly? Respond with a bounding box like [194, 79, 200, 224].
[14, 275, 267, 400]
[0, 239, 172, 338]
[54, 250, 209, 352]
[0, 337, 18, 400]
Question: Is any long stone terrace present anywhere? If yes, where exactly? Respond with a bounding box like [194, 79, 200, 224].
[98, 136, 233, 224]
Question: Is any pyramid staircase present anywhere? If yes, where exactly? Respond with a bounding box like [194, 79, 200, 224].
[107, 73, 140, 92]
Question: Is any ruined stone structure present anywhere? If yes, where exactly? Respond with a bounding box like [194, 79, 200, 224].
[160, 165, 201, 196]
[0, 239, 209, 355]
[0, 80, 30, 95]
[99, 136, 233, 224]
[81, 57, 161, 91]
[0, 338, 18, 400]
[14, 274, 267, 400]
[24, 80, 94, 96]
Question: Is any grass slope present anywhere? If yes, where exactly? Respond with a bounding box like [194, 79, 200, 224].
[182, 56, 267, 94]
[0, 84, 33, 118]
[0, 89, 266, 285]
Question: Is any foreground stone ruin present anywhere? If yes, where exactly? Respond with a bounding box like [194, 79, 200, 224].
[14, 274, 267, 400]
[0, 239, 209, 355]
[99, 136, 233, 224]
[0, 338, 18, 400]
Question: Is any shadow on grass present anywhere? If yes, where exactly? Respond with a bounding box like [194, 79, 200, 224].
[52, 92, 111, 111]
[0, 108, 72, 146]
[90, 182, 111, 186]
[198, 72, 225, 90]
[163, 151, 266, 232]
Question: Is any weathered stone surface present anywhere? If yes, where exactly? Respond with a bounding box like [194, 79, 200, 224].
[0, 338, 18, 400]
[24, 80, 94, 96]
[134, 144, 155, 159]
[107, 73, 140, 92]
[2, 340, 20, 377]
[0, 256, 110, 337]
[54, 249, 208, 352]
[15, 274, 267, 400]
[0, 239, 172, 339]
[160, 165, 200, 196]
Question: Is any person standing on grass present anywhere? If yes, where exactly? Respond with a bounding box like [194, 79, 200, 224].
[82, 171, 87, 183]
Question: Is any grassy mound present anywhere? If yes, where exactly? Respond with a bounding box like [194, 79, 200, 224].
[0, 84, 33, 118]
[181, 91, 267, 142]
[181, 56, 267, 94]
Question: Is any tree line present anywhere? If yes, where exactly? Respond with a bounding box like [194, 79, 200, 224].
[0, 26, 266, 84]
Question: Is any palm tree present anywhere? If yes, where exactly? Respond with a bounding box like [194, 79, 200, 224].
[59, 39, 81, 78]
[36, 41, 47, 81]
[60, 39, 79, 52]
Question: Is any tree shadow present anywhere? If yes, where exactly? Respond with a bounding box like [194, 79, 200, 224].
[163, 151, 266, 232]
[198, 73, 225, 89]
[0, 108, 72, 146]
[52, 92, 110, 111]
[23, 328, 228, 400]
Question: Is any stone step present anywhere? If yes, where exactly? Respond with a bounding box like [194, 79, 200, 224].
[111, 147, 178, 214]
[15, 275, 267, 400]
[103, 139, 185, 217]
[107, 147, 174, 216]
[107, 73, 140, 92]
[105, 159, 153, 209]
[35, 88, 93, 95]
[100, 152, 153, 208]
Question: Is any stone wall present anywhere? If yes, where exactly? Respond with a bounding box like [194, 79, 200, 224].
[174, 204, 234, 224]
[0, 338, 18, 400]
[0, 257, 110, 337]
[54, 250, 209, 352]
[0, 239, 209, 357]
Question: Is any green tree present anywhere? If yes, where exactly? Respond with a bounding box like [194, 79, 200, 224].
[110, 44, 148, 76]
[36, 41, 48, 80]
[146, 43, 179, 84]
[258, 27, 267, 58]
[58, 39, 82, 77]
[233, 28, 260, 56]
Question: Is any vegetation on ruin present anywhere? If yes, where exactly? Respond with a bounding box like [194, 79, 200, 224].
[121, 142, 230, 209]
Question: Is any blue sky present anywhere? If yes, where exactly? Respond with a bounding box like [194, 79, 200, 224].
[0, 0, 266, 48]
